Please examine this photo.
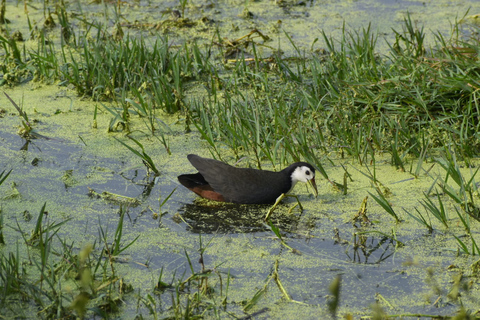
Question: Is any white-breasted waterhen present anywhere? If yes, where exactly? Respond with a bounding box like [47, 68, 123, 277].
[177, 154, 318, 204]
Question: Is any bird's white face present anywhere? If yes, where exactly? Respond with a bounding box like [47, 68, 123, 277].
[290, 165, 318, 196]
[291, 166, 315, 184]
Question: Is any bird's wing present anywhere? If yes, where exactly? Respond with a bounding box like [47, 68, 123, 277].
[188, 155, 287, 204]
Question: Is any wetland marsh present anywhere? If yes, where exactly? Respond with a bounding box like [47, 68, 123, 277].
[1, 0, 480, 319]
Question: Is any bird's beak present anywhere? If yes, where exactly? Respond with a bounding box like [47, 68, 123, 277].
[309, 178, 318, 197]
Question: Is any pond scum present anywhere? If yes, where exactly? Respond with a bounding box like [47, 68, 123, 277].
[1, 0, 480, 318]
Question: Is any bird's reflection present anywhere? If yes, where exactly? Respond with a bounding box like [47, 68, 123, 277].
[179, 202, 301, 234]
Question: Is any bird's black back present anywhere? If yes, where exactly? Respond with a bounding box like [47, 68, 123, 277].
[187, 154, 292, 204]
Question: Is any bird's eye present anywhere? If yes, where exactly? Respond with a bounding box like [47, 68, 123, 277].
[305, 170, 310, 176]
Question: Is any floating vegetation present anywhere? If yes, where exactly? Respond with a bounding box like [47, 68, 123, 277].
[1, 1, 480, 319]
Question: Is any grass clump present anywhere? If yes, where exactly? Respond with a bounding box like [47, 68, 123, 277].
[0, 202, 137, 318]
[303, 16, 480, 162]
[3, 10, 480, 168]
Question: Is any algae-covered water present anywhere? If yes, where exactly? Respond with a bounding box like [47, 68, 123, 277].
[2, 86, 479, 318]
[1, 0, 480, 319]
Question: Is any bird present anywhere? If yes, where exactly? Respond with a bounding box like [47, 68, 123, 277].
[177, 154, 318, 204]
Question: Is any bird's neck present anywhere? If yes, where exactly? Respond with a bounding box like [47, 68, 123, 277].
[283, 165, 302, 192]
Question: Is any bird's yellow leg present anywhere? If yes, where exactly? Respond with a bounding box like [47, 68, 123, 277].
[288, 194, 303, 212]
[265, 193, 286, 221]
[288, 202, 299, 214]
[265, 194, 305, 220]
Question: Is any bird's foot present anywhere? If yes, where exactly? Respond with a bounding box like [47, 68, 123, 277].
[264, 193, 304, 221]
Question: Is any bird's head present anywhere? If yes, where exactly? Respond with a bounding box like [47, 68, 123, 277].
[290, 164, 318, 196]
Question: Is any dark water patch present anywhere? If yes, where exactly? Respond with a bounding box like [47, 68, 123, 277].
[179, 202, 306, 233]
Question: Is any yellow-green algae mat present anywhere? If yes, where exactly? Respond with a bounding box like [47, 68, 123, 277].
[0, 86, 479, 318]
